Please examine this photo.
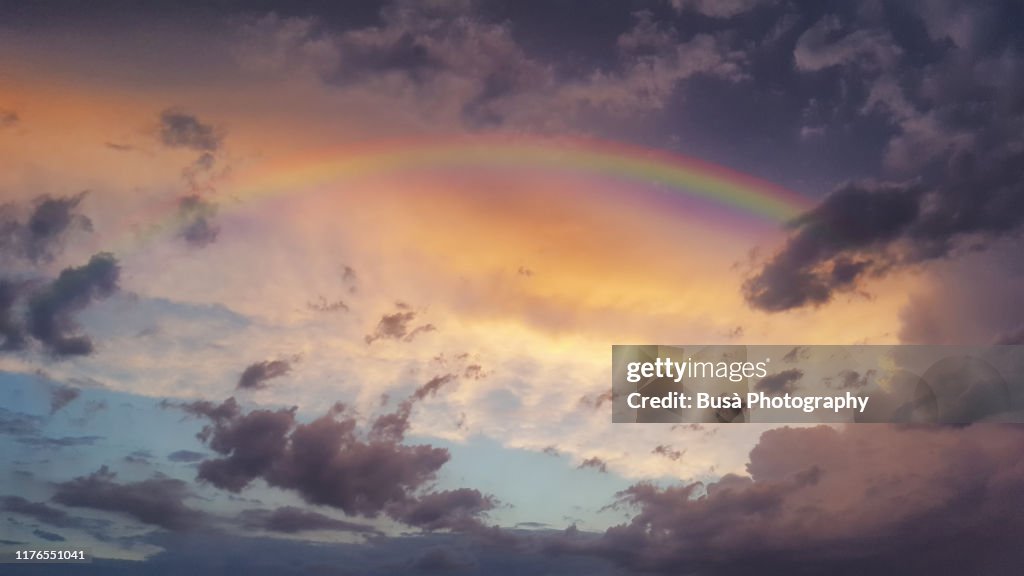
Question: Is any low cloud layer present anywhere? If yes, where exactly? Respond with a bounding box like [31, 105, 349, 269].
[53, 466, 206, 531]
[558, 424, 1024, 575]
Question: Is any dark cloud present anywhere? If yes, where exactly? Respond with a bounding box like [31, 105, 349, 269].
[753, 369, 803, 395]
[2, 496, 75, 528]
[27, 253, 120, 356]
[238, 506, 379, 534]
[388, 489, 497, 532]
[53, 466, 206, 531]
[745, 3, 1024, 312]
[560, 424, 1024, 575]
[365, 307, 436, 344]
[167, 450, 207, 463]
[49, 384, 80, 414]
[0, 279, 28, 351]
[577, 457, 608, 474]
[237, 359, 292, 390]
[0, 192, 92, 263]
[174, 378, 490, 532]
[176, 194, 220, 248]
[158, 109, 221, 152]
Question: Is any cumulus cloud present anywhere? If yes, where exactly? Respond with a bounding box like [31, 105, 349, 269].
[237, 359, 292, 390]
[173, 375, 491, 532]
[53, 466, 207, 531]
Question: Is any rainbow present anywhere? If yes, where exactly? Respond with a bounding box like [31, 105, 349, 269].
[124, 134, 814, 251]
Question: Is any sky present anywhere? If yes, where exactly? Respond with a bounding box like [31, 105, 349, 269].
[2, 0, 1024, 574]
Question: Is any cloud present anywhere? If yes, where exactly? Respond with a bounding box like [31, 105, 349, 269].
[176, 195, 220, 248]
[0, 280, 28, 351]
[2, 496, 75, 528]
[167, 450, 207, 463]
[745, 143, 1024, 311]
[27, 253, 120, 355]
[577, 457, 608, 474]
[174, 380, 491, 532]
[387, 488, 496, 532]
[158, 109, 221, 152]
[0, 192, 92, 263]
[238, 506, 379, 534]
[49, 384, 80, 414]
[753, 369, 802, 395]
[16, 435, 102, 448]
[307, 296, 349, 313]
[652, 445, 684, 461]
[53, 466, 207, 531]
[365, 306, 436, 344]
[32, 529, 66, 542]
[0, 407, 43, 436]
[237, 359, 292, 390]
[794, 16, 902, 72]
[561, 424, 1024, 574]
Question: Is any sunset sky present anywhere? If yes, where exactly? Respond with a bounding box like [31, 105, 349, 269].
[2, 1, 1024, 574]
